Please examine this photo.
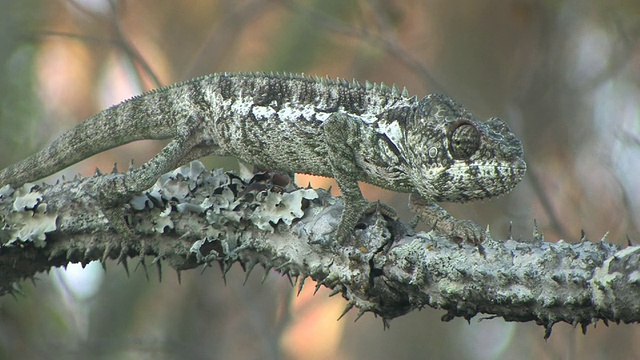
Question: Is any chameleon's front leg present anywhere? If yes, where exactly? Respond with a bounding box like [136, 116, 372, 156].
[322, 113, 396, 243]
[409, 192, 488, 244]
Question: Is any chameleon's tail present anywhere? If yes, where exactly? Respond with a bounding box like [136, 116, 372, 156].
[0, 89, 179, 188]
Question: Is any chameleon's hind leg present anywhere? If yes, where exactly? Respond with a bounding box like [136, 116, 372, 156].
[96, 118, 215, 263]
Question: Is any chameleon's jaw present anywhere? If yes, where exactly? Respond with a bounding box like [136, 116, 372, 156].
[417, 157, 526, 203]
[498, 157, 527, 193]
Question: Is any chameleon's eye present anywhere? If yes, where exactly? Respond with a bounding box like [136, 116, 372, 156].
[449, 121, 480, 159]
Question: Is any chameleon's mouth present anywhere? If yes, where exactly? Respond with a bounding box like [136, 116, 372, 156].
[481, 158, 527, 194]
[426, 158, 527, 202]
[483, 158, 527, 197]
[513, 158, 527, 179]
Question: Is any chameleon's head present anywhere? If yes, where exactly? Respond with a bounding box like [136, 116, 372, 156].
[402, 94, 526, 202]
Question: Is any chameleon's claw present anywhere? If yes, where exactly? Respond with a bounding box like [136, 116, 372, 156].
[408, 216, 421, 229]
[447, 218, 487, 245]
[413, 212, 487, 245]
[335, 224, 354, 244]
[365, 201, 397, 220]
[409, 192, 489, 245]
[335, 199, 397, 243]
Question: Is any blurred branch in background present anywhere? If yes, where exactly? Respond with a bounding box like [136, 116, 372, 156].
[278, 0, 448, 93]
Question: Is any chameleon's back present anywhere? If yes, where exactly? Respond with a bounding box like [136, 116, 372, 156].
[0, 72, 414, 187]
[198, 73, 417, 177]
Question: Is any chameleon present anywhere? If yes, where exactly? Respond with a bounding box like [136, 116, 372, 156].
[0, 72, 526, 243]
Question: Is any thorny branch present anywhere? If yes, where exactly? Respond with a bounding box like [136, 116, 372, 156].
[1, 161, 639, 338]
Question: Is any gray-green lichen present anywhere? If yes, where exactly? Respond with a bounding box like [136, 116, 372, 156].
[249, 188, 318, 231]
[127, 161, 318, 259]
[0, 183, 57, 248]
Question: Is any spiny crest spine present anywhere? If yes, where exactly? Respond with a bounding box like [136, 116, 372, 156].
[392, 84, 400, 96]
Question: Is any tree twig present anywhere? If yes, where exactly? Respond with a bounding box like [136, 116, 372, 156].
[0, 161, 637, 338]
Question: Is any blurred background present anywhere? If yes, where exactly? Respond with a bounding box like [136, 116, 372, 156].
[0, 0, 639, 359]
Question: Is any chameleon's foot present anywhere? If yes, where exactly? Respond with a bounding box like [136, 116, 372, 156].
[102, 201, 137, 238]
[367, 201, 398, 220]
[335, 199, 397, 243]
[409, 193, 488, 245]
[96, 174, 139, 242]
[439, 218, 487, 245]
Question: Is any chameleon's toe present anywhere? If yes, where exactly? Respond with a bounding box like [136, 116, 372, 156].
[363, 201, 397, 220]
[409, 192, 489, 245]
[448, 219, 487, 245]
[334, 222, 355, 244]
[335, 199, 397, 244]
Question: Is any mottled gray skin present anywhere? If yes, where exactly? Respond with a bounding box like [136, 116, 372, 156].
[0, 72, 526, 243]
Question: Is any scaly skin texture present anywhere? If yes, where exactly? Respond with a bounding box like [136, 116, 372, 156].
[0, 72, 526, 243]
